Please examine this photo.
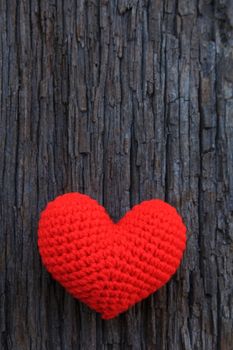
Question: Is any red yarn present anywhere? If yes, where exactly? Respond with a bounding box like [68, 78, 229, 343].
[38, 193, 186, 319]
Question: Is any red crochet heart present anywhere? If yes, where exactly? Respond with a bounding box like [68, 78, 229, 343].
[38, 193, 186, 319]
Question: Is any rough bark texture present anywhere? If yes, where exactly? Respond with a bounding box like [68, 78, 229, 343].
[0, 0, 233, 349]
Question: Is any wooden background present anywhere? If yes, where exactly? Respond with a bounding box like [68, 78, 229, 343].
[0, 0, 233, 349]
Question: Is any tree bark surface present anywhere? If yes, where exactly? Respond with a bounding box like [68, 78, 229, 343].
[0, 0, 233, 349]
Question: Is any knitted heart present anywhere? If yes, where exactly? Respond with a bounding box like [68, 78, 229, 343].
[38, 193, 186, 319]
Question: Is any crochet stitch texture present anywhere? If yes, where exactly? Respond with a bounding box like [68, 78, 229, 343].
[38, 193, 186, 319]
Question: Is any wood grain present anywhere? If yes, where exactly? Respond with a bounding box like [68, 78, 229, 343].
[0, 0, 232, 349]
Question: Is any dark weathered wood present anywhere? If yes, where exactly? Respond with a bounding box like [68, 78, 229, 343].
[0, 0, 232, 349]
